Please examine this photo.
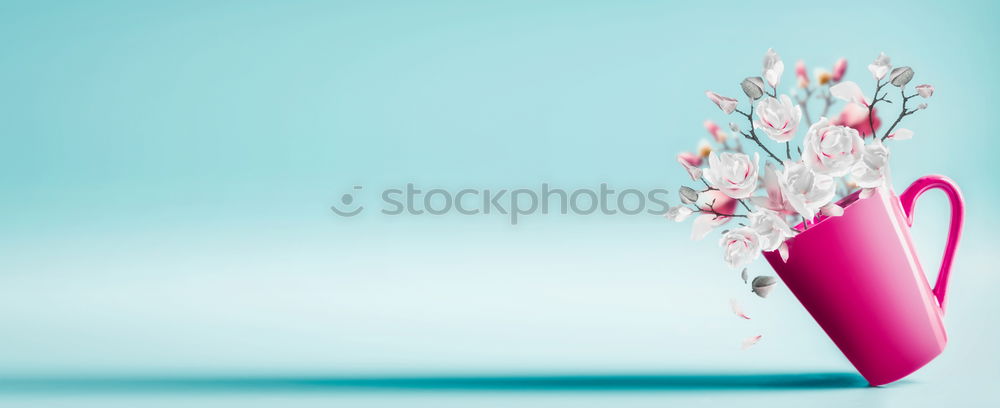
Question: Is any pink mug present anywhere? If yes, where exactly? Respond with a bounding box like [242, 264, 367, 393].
[762, 175, 964, 386]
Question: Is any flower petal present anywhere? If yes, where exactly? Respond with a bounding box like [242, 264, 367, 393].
[691, 214, 722, 240]
[820, 203, 844, 217]
[778, 241, 789, 262]
[830, 81, 866, 105]
[890, 128, 914, 140]
[730, 298, 751, 320]
[741, 334, 762, 350]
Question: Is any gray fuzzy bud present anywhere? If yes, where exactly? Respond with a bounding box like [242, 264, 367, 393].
[751, 275, 778, 298]
[679, 186, 699, 204]
[741, 76, 765, 100]
[889, 66, 914, 87]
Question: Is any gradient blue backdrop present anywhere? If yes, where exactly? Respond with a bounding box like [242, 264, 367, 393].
[1, 0, 998, 406]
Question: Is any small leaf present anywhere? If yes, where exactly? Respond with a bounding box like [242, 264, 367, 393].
[741, 334, 762, 350]
[751, 276, 778, 298]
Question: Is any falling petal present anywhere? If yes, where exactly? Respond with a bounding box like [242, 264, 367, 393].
[741, 268, 748, 284]
[751, 276, 778, 298]
[741, 334, 763, 350]
[890, 128, 914, 140]
[730, 298, 751, 320]
[778, 241, 790, 262]
[859, 188, 875, 199]
[820, 203, 844, 217]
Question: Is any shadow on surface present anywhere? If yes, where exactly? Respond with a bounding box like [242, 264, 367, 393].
[0, 373, 869, 393]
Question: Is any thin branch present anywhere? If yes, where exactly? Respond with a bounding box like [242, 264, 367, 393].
[737, 199, 752, 212]
[735, 105, 785, 165]
[693, 208, 748, 219]
[880, 87, 920, 142]
[866, 79, 888, 138]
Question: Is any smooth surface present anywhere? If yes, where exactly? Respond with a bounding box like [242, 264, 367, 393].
[764, 182, 957, 385]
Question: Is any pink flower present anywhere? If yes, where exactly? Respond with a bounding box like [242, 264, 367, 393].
[795, 60, 808, 88]
[677, 152, 702, 167]
[677, 152, 703, 181]
[832, 58, 847, 82]
[699, 189, 737, 215]
[916, 84, 934, 98]
[706, 91, 738, 114]
[833, 103, 881, 138]
[703, 120, 727, 143]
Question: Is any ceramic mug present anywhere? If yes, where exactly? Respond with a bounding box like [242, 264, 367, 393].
[762, 175, 964, 386]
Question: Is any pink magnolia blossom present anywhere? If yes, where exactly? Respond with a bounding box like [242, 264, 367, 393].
[795, 60, 808, 88]
[706, 91, 738, 114]
[677, 152, 702, 167]
[703, 120, 727, 143]
[832, 58, 847, 82]
[833, 103, 881, 138]
[829, 81, 882, 137]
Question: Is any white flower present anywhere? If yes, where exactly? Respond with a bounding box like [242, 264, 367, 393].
[916, 84, 934, 98]
[703, 151, 760, 199]
[777, 161, 836, 220]
[868, 52, 892, 81]
[719, 227, 762, 269]
[754, 95, 802, 142]
[802, 117, 864, 177]
[749, 209, 795, 251]
[665, 206, 694, 222]
[762, 48, 784, 88]
[851, 139, 890, 189]
[706, 91, 738, 114]
[749, 161, 796, 214]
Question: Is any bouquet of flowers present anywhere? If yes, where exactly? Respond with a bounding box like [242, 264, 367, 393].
[668, 50, 934, 295]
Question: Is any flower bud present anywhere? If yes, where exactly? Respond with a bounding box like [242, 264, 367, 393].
[698, 139, 712, 158]
[706, 91, 738, 114]
[795, 60, 809, 88]
[917, 103, 928, 110]
[832, 58, 847, 82]
[889, 66, 914, 87]
[815, 69, 832, 85]
[679, 186, 699, 204]
[751, 275, 778, 298]
[729, 122, 740, 133]
[740, 77, 765, 100]
[915, 84, 934, 98]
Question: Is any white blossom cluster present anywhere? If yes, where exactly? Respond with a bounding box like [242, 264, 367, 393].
[671, 50, 933, 271]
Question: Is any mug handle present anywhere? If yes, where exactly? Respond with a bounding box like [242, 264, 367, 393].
[898, 175, 965, 313]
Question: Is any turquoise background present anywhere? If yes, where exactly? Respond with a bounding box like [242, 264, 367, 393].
[1, 0, 998, 406]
